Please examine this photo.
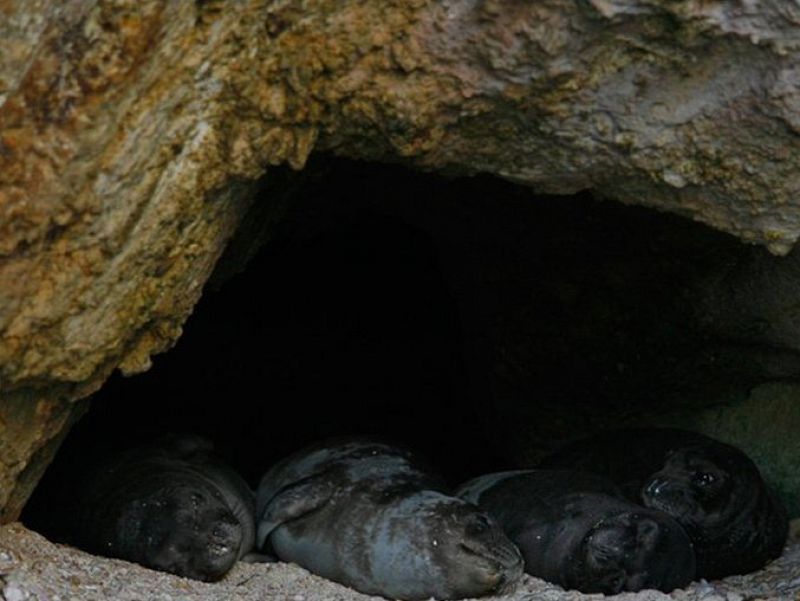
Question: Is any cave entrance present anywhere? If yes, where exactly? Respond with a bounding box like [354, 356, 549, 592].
[24, 155, 800, 527]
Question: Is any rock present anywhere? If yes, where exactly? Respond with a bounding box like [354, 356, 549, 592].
[2, 1, 800, 521]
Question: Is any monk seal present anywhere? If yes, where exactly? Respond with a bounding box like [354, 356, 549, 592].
[456, 469, 696, 594]
[539, 428, 789, 579]
[256, 438, 524, 600]
[64, 434, 256, 581]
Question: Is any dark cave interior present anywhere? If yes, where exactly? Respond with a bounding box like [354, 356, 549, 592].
[23, 156, 800, 532]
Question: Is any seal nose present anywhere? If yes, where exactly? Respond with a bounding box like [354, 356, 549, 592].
[643, 477, 693, 508]
[495, 539, 523, 569]
[485, 556, 522, 595]
[209, 518, 242, 558]
[644, 477, 667, 498]
[484, 569, 505, 589]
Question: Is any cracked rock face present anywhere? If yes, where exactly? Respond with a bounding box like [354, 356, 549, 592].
[1, 0, 800, 527]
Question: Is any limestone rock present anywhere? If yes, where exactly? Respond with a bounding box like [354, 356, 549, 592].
[2, 0, 800, 519]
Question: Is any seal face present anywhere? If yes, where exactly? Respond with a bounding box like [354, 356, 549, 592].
[539, 428, 789, 579]
[256, 438, 523, 601]
[68, 434, 256, 582]
[456, 469, 696, 594]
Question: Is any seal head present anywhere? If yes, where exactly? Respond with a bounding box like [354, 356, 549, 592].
[539, 428, 789, 578]
[570, 505, 696, 594]
[457, 470, 696, 594]
[359, 493, 523, 600]
[640, 442, 788, 578]
[66, 434, 256, 582]
[114, 483, 246, 581]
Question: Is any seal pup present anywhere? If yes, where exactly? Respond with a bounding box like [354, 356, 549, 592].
[457, 469, 696, 594]
[539, 428, 789, 579]
[65, 434, 256, 582]
[256, 437, 524, 601]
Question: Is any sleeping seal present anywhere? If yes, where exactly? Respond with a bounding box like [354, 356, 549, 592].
[456, 470, 696, 594]
[539, 428, 788, 579]
[66, 434, 255, 581]
[256, 438, 523, 601]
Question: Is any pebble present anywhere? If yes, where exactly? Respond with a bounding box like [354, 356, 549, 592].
[0, 548, 17, 574]
[3, 582, 31, 601]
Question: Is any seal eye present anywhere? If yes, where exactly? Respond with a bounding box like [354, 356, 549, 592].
[468, 522, 486, 536]
[692, 472, 717, 487]
[465, 515, 491, 537]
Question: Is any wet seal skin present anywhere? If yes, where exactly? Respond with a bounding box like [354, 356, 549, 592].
[64, 434, 256, 582]
[256, 438, 524, 601]
[457, 469, 696, 594]
[539, 428, 789, 579]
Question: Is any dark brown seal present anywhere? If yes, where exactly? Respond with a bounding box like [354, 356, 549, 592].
[539, 428, 788, 579]
[64, 434, 255, 581]
[457, 470, 696, 594]
[256, 438, 523, 601]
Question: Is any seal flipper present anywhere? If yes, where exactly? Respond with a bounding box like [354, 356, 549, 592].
[257, 474, 338, 549]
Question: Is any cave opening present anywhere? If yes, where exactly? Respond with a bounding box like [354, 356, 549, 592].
[23, 156, 800, 542]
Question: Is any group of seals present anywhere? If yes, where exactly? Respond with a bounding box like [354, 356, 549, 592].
[255, 438, 524, 600]
[539, 428, 789, 580]
[49, 435, 523, 599]
[456, 469, 696, 594]
[40, 428, 788, 599]
[55, 434, 256, 582]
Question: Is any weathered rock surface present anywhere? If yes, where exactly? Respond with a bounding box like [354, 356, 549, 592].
[2, 0, 800, 519]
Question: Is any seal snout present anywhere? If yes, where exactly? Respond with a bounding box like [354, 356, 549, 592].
[479, 564, 515, 595]
[464, 549, 523, 595]
[462, 515, 522, 566]
[467, 539, 524, 593]
[456, 513, 524, 595]
[490, 540, 525, 576]
[642, 475, 694, 517]
[208, 516, 242, 557]
[644, 476, 667, 498]
[157, 509, 244, 582]
[203, 511, 244, 565]
[459, 538, 522, 571]
[492, 549, 525, 593]
[583, 511, 695, 594]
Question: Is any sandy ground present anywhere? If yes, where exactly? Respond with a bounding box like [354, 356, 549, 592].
[1, 522, 799, 601]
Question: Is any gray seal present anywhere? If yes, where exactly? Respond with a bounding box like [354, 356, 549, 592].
[539, 428, 789, 579]
[256, 438, 524, 601]
[67, 434, 256, 582]
[457, 469, 696, 594]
